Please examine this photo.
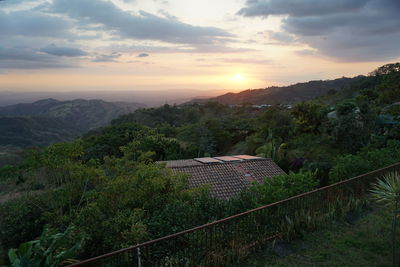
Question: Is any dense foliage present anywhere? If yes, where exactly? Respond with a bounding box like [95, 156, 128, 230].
[0, 63, 399, 264]
[0, 99, 144, 148]
[199, 76, 363, 105]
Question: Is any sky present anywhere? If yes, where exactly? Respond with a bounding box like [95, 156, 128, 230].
[1, 0, 400, 94]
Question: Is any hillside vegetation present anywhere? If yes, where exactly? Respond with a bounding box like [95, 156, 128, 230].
[193, 76, 364, 105]
[0, 63, 399, 265]
[0, 99, 145, 149]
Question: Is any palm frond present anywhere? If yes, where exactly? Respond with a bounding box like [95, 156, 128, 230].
[370, 172, 400, 206]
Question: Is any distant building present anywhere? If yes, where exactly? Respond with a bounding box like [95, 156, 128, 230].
[284, 104, 293, 109]
[159, 155, 286, 199]
[380, 114, 400, 126]
[278, 104, 292, 109]
[252, 104, 272, 109]
[327, 110, 337, 119]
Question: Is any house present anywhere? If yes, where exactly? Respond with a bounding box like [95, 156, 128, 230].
[252, 104, 272, 109]
[159, 155, 286, 199]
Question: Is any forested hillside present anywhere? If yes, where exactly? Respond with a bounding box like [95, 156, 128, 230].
[193, 76, 364, 105]
[0, 99, 145, 149]
[0, 116, 80, 147]
[0, 98, 145, 132]
[0, 63, 399, 265]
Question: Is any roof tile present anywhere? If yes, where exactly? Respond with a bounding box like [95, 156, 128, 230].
[165, 157, 285, 199]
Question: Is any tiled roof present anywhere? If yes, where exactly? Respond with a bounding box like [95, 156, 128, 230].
[159, 159, 203, 168]
[161, 155, 286, 199]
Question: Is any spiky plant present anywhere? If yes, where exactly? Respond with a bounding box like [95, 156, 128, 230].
[370, 171, 400, 267]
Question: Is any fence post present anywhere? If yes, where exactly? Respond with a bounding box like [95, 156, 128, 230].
[137, 247, 142, 267]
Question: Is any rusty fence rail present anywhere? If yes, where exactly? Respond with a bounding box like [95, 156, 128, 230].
[69, 162, 400, 267]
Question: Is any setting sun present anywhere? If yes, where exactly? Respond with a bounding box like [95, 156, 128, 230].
[233, 74, 245, 82]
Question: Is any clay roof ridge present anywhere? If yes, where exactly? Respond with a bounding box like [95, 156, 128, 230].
[169, 158, 272, 169]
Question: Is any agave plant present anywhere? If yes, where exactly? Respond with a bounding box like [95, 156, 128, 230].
[370, 171, 400, 267]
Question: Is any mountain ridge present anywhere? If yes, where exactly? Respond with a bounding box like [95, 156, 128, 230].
[191, 76, 365, 105]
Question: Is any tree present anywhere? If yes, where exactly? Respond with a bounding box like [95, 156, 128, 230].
[258, 107, 294, 140]
[323, 100, 378, 153]
[370, 63, 400, 76]
[292, 102, 327, 134]
[82, 123, 148, 161]
[372, 63, 400, 104]
[335, 101, 356, 116]
[119, 134, 185, 161]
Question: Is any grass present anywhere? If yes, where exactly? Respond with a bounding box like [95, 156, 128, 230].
[245, 205, 396, 267]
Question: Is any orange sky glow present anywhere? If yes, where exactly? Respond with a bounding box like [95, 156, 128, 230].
[1, 0, 399, 95]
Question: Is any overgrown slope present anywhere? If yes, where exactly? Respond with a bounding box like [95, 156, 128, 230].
[0, 98, 145, 148]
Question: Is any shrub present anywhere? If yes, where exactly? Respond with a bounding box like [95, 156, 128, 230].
[329, 154, 371, 184]
[0, 165, 20, 185]
[229, 170, 318, 213]
[0, 194, 47, 249]
[329, 141, 400, 183]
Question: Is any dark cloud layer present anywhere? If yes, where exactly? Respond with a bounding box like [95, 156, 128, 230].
[41, 44, 88, 57]
[0, 46, 75, 69]
[0, 3, 81, 69]
[239, 0, 400, 61]
[238, 0, 367, 17]
[52, 0, 233, 45]
[92, 52, 121, 62]
[0, 0, 240, 69]
[0, 10, 71, 38]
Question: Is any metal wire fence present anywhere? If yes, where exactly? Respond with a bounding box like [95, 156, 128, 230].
[68, 162, 400, 267]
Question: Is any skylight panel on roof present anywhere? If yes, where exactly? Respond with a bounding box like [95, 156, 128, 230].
[233, 155, 263, 160]
[213, 156, 242, 162]
[194, 157, 223, 164]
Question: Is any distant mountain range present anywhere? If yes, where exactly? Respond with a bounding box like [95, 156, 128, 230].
[191, 76, 364, 105]
[0, 75, 369, 149]
[0, 98, 145, 147]
[0, 89, 227, 107]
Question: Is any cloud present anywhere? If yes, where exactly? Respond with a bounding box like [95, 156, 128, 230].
[106, 43, 253, 54]
[0, 46, 76, 69]
[92, 52, 121, 62]
[187, 44, 254, 53]
[0, 9, 72, 38]
[0, 0, 40, 7]
[264, 30, 296, 44]
[0, 0, 248, 71]
[0, 60, 74, 69]
[0, 46, 41, 61]
[41, 44, 88, 57]
[52, 0, 233, 45]
[153, 0, 169, 5]
[158, 9, 178, 20]
[238, 0, 400, 61]
[296, 49, 317, 56]
[238, 0, 367, 17]
[194, 57, 273, 66]
[218, 58, 273, 65]
[137, 53, 149, 57]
